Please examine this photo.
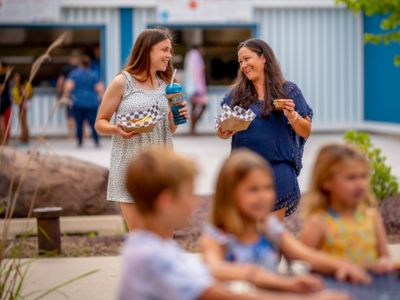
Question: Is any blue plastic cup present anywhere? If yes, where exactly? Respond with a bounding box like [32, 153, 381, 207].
[165, 83, 186, 125]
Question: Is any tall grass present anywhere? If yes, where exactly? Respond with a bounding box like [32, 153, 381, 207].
[0, 32, 98, 300]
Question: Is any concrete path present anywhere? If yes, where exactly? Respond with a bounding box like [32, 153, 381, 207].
[20, 256, 121, 300]
[2, 215, 125, 239]
[17, 245, 400, 300]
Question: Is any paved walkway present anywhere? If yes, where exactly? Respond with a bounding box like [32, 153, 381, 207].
[17, 245, 400, 300]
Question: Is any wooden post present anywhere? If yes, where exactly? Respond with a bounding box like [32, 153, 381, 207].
[33, 207, 63, 255]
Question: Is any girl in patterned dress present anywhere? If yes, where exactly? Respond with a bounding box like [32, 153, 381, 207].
[300, 143, 395, 273]
[95, 28, 188, 230]
[201, 149, 371, 292]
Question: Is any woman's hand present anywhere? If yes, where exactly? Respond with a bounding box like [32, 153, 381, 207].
[178, 102, 189, 119]
[282, 99, 297, 121]
[114, 124, 140, 139]
[280, 98, 311, 138]
[216, 125, 235, 139]
[168, 102, 189, 134]
[369, 257, 395, 274]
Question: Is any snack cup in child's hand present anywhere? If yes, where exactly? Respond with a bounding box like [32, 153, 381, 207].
[273, 99, 287, 110]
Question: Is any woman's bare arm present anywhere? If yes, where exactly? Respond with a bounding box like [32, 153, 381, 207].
[95, 74, 138, 139]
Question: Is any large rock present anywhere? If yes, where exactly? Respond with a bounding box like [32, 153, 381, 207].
[0, 147, 119, 217]
[379, 196, 400, 236]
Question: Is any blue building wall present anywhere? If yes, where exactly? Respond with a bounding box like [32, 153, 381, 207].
[120, 8, 134, 69]
[364, 15, 400, 124]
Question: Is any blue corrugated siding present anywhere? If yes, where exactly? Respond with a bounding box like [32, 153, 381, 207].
[364, 15, 400, 124]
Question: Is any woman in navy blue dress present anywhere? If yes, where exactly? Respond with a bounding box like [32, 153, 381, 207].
[217, 39, 313, 220]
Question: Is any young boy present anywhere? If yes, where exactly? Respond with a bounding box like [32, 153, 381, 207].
[117, 147, 350, 300]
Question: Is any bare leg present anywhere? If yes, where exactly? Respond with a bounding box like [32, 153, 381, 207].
[272, 207, 286, 222]
[120, 202, 143, 231]
[190, 101, 206, 135]
[68, 117, 75, 139]
[0, 115, 5, 144]
[190, 101, 197, 135]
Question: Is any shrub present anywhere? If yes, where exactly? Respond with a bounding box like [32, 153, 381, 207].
[343, 130, 399, 201]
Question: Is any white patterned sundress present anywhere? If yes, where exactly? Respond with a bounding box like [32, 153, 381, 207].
[107, 71, 172, 203]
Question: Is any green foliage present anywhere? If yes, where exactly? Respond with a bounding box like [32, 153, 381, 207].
[337, 0, 400, 66]
[343, 130, 399, 201]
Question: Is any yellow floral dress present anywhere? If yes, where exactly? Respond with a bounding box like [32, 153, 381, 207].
[319, 208, 378, 266]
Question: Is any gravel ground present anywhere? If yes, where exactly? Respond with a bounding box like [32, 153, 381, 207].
[8, 196, 400, 258]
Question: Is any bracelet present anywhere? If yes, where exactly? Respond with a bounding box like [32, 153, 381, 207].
[288, 111, 300, 125]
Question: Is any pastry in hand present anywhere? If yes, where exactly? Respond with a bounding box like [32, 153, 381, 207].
[273, 99, 287, 110]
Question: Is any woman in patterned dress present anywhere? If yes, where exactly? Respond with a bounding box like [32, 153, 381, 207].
[95, 28, 188, 230]
[217, 39, 313, 220]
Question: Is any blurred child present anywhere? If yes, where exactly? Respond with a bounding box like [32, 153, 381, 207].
[11, 72, 32, 144]
[63, 55, 104, 147]
[299, 143, 395, 274]
[0, 60, 12, 144]
[184, 46, 207, 135]
[118, 147, 350, 300]
[200, 149, 371, 293]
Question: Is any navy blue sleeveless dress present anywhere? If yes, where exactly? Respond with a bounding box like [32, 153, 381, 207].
[222, 82, 313, 216]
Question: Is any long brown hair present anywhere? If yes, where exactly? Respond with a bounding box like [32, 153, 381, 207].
[123, 28, 174, 85]
[212, 149, 274, 236]
[231, 39, 287, 118]
[301, 143, 376, 219]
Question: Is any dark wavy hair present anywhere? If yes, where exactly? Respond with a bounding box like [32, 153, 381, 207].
[231, 39, 288, 118]
[123, 28, 174, 85]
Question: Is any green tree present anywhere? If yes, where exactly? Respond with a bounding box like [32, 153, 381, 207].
[337, 0, 400, 66]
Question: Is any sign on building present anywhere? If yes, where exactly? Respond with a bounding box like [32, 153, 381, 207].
[157, 0, 253, 24]
[0, 0, 60, 23]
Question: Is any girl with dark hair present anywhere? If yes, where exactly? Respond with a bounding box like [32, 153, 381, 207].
[95, 28, 189, 230]
[217, 39, 313, 220]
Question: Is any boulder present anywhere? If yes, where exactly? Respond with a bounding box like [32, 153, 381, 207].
[0, 147, 119, 217]
[379, 196, 400, 236]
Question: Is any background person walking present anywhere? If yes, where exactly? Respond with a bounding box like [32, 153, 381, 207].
[64, 55, 104, 147]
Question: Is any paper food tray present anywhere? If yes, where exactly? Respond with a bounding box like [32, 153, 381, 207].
[215, 104, 256, 132]
[117, 103, 163, 133]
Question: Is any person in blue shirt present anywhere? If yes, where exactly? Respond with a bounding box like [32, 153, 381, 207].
[56, 51, 80, 139]
[216, 39, 313, 220]
[64, 55, 104, 147]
